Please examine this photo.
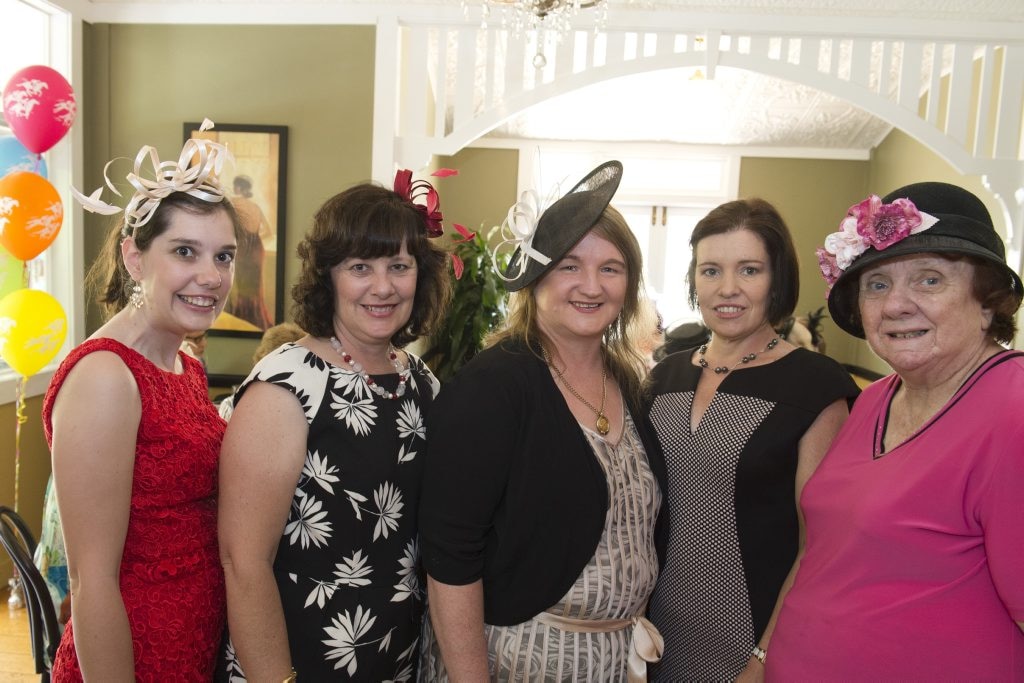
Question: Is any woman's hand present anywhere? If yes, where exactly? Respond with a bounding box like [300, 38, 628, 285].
[734, 656, 765, 683]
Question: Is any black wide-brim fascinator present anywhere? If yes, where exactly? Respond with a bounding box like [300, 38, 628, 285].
[498, 160, 623, 292]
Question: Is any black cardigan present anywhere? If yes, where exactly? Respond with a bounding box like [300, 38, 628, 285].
[419, 339, 669, 626]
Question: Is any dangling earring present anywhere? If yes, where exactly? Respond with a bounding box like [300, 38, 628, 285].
[130, 281, 144, 309]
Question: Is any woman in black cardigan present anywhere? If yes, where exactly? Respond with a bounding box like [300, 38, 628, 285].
[419, 161, 669, 681]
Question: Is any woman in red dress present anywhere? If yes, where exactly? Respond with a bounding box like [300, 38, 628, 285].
[44, 126, 240, 681]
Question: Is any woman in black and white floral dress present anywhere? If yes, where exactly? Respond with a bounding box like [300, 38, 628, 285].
[218, 176, 452, 682]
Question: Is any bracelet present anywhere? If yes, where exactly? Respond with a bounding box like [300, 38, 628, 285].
[283, 669, 297, 683]
[752, 645, 767, 664]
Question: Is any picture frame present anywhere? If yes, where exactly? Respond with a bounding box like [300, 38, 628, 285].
[183, 122, 288, 338]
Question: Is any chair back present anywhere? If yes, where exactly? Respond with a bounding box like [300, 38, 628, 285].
[0, 505, 60, 682]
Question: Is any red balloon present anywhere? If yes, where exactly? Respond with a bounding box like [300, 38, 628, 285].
[2, 65, 76, 154]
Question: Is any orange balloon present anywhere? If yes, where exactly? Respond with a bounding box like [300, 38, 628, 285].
[0, 170, 63, 261]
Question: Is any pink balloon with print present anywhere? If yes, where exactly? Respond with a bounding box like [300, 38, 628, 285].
[2, 65, 77, 155]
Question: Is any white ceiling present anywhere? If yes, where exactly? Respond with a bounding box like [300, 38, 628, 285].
[66, 0, 1024, 155]
[486, 64, 896, 152]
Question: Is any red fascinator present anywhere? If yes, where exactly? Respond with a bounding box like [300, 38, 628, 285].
[393, 167, 474, 278]
[393, 168, 455, 238]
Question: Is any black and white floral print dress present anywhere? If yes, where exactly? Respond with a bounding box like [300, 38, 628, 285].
[222, 342, 438, 682]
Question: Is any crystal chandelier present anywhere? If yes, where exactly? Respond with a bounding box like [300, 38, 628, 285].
[472, 1, 609, 37]
[465, 1, 610, 68]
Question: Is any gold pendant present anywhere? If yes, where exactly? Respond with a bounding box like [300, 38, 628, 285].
[596, 414, 610, 436]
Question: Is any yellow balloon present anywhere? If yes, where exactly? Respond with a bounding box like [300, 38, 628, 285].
[0, 288, 67, 377]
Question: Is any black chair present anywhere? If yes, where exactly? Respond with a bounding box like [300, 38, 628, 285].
[0, 505, 61, 682]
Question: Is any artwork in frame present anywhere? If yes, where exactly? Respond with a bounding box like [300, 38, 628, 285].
[184, 122, 288, 337]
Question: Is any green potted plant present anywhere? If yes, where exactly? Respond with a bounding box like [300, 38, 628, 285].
[423, 227, 508, 382]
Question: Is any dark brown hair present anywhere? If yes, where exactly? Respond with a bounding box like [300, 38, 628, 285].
[292, 183, 452, 347]
[686, 198, 799, 327]
[86, 192, 243, 319]
[972, 258, 1022, 344]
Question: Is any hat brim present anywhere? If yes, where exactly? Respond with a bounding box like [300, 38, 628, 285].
[827, 232, 1024, 338]
[502, 161, 622, 292]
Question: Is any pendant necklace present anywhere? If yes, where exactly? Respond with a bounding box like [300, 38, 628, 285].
[698, 337, 779, 374]
[329, 335, 409, 400]
[541, 346, 610, 436]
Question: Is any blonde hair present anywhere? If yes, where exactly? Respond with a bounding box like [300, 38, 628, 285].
[253, 322, 306, 365]
[486, 206, 649, 405]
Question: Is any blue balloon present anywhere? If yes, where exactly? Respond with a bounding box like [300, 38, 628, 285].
[0, 136, 47, 179]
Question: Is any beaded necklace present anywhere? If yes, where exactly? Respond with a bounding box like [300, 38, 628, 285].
[329, 335, 409, 400]
[698, 337, 779, 374]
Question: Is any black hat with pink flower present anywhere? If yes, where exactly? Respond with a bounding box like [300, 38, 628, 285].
[819, 181, 1022, 338]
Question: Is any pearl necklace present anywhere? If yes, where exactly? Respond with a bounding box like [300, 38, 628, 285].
[329, 336, 409, 400]
[698, 337, 779, 374]
[541, 346, 610, 436]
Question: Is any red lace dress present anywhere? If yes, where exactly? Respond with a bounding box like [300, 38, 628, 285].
[42, 338, 227, 682]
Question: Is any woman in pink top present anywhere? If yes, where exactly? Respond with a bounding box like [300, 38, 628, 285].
[768, 182, 1024, 681]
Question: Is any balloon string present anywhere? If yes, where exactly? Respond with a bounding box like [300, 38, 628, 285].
[13, 376, 28, 513]
[33, 154, 41, 175]
[21, 259, 29, 289]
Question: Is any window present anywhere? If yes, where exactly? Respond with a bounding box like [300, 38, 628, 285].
[0, 0, 77, 398]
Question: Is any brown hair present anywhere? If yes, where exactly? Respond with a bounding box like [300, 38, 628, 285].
[687, 198, 799, 327]
[972, 259, 1022, 344]
[487, 205, 649, 405]
[86, 192, 243, 319]
[291, 183, 452, 347]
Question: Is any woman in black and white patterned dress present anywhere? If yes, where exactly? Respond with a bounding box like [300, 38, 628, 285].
[645, 198, 858, 681]
[218, 178, 452, 681]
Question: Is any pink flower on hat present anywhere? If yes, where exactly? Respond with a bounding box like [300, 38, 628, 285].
[818, 194, 939, 288]
[852, 195, 932, 249]
[816, 247, 842, 290]
[824, 216, 867, 270]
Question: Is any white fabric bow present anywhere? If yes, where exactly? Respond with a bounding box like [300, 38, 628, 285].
[491, 189, 553, 282]
[71, 118, 234, 236]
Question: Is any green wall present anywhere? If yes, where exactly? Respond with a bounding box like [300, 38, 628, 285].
[82, 23, 377, 377]
[436, 148, 521, 239]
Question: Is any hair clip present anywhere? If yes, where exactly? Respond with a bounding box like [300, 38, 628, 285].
[71, 118, 234, 237]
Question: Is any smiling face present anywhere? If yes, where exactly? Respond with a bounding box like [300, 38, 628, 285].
[330, 242, 418, 350]
[858, 254, 994, 382]
[534, 230, 628, 347]
[124, 206, 237, 337]
[693, 228, 773, 343]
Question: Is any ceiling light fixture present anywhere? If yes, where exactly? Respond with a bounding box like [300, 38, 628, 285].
[465, 1, 610, 68]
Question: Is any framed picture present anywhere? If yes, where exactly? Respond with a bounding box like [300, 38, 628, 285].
[184, 122, 288, 337]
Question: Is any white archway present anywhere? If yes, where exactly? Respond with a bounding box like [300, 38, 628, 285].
[373, 11, 1024, 265]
